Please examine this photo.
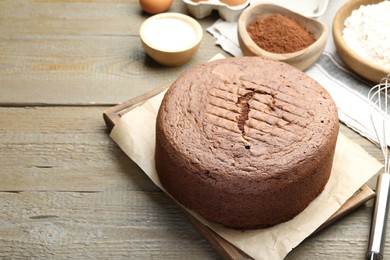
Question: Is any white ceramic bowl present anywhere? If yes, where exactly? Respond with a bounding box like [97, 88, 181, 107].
[333, 0, 390, 83]
[140, 13, 203, 66]
[182, 0, 249, 22]
[237, 3, 328, 71]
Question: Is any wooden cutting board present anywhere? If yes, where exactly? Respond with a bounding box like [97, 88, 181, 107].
[103, 84, 375, 260]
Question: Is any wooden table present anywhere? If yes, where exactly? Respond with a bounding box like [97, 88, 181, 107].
[0, 0, 386, 259]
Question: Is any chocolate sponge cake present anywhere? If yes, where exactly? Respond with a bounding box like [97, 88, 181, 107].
[155, 57, 339, 229]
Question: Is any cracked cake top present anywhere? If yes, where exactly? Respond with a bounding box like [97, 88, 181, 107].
[156, 56, 338, 189]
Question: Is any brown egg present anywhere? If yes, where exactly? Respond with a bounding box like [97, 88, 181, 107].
[139, 0, 173, 14]
[219, 0, 246, 6]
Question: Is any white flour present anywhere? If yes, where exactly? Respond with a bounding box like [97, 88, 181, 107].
[142, 18, 198, 52]
[342, 1, 390, 69]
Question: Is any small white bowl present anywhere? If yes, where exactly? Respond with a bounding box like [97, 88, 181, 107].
[237, 3, 328, 71]
[140, 13, 203, 66]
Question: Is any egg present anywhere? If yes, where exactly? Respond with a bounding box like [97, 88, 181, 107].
[139, 0, 173, 14]
[219, 0, 246, 6]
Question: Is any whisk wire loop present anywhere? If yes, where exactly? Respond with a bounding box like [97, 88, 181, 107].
[368, 75, 390, 173]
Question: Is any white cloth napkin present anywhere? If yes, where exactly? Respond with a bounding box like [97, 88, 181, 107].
[207, 0, 390, 148]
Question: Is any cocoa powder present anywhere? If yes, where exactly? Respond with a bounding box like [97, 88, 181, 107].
[247, 13, 316, 54]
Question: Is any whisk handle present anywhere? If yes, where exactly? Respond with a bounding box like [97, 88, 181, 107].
[366, 172, 390, 260]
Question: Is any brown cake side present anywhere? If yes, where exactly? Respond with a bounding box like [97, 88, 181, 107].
[155, 56, 339, 229]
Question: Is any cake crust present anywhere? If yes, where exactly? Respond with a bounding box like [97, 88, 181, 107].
[155, 57, 339, 229]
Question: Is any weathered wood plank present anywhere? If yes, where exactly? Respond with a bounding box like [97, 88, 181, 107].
[0, 106, 159, 191]
[0, 190, 220, 259]
[0, 105, 221, 258]
[0, 190, 386, 259]
[0, 0, 224, 105]
[0, 0, 188, 36]
[0, 34, 223, 105]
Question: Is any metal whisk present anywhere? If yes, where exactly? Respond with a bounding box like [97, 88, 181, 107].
[366, 75, 390, 260]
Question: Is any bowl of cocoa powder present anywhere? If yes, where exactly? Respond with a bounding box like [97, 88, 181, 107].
[237, 3, 328, 71]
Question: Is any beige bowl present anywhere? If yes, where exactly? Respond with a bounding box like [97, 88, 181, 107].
[333, 0, 389, 83]
[140, 13, 203, 66]
[237, 3, 328, 71]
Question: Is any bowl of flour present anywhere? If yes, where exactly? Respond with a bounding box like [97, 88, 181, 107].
[333, 0, 390, 83]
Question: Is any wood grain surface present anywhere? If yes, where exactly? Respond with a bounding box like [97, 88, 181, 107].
[0, 0, 218, 105]
[0, 0, 387, 259]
